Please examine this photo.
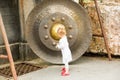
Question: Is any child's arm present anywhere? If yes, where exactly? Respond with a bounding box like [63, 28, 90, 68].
[56, 37, 67, 49]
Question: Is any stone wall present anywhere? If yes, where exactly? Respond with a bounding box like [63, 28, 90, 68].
[100, 3, 120, 55]
[84, 1, 120, 55]
[0, 0, 20, 64]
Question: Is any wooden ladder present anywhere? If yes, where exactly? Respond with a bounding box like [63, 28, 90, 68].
[0, 13, 17, 80]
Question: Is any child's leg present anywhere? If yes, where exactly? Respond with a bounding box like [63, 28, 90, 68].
[65, 62, 69, 73]
[61, 62, 70, 76]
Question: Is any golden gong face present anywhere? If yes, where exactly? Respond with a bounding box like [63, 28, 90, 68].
[50, 23, 66, 40]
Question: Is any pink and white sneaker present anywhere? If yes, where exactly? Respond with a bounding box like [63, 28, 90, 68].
[61, 68, 66, 75]
[61, 67, 65, 71]
[62, 72, 70, 76]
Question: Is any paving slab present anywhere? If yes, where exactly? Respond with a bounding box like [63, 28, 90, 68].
[1, 57, 120, 80]
[17, 57, 120, 80]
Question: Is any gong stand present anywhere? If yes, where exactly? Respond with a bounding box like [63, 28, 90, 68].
[0, 13, 17, 80]
[93, 0, 112, 60]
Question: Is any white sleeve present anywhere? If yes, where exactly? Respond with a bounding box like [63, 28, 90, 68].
[56, 43, 61, 49]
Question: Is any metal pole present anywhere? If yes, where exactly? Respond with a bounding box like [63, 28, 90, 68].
[0, 13, 17, 80]
[93, 0, 112, 60]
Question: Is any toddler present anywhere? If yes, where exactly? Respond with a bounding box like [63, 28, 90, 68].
[56, 25, 72, 76]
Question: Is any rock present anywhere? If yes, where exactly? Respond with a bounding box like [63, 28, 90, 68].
[85, 1, 120, 55]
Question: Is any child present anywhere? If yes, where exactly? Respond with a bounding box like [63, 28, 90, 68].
[56, 25, 72, 76]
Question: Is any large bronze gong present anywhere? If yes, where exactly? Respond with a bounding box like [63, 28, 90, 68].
[26, 0, 92, 64]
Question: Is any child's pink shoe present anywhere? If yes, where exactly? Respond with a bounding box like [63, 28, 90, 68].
[62, 72, 70, 76]
[62, 67, 65, 71]
[61, 69, 66, 75]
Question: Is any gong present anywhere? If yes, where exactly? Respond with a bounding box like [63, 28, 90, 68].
[26, 0, 92, 64]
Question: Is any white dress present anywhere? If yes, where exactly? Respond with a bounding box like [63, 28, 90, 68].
[57, 35, 72, 64]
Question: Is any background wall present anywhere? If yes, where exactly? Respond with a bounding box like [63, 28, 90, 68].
[0, 0, 20, 64]
[84, 0, 120, 55]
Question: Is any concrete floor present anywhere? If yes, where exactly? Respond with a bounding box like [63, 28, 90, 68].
[1, 56, 120, 80]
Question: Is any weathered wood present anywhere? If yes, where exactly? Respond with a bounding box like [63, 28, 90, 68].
[0, 13, 17, 80]
[0, 0, 20, 45]
[0, 55, 8, 58]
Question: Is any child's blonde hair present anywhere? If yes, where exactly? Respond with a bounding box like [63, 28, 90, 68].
[57, 25, 66, 37]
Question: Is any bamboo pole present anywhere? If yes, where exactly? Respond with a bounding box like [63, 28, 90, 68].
[0, 13, 17, 80]
[0, 55, 8, 58]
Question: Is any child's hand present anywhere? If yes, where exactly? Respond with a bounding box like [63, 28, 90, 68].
[55, 43, 60, 49]
[55, 45, 58, 49]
